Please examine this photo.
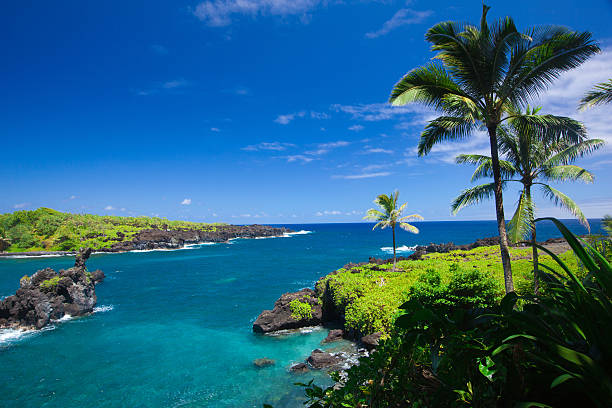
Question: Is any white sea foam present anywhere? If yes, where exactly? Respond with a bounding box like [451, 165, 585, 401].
[94, 305, 114, 313]
[53, 314, 74, 323]
[380, 245, 417, 254]
[0, 253, 71, 259]
[284, 230, 312, 237]
[0, 325, 55, 346]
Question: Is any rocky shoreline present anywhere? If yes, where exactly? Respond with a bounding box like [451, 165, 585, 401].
[252, 235, 572, 373]
[0, 224, 291, 257]
[0, 248, 105, 331]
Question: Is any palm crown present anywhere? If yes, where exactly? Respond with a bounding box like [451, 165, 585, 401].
[388, 4, 599, 293]
[364, 192, 423, 233]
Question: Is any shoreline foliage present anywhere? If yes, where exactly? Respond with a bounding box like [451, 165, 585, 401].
[0, 207, 225, 252]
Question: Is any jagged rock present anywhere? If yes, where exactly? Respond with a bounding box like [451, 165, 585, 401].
[360, 332, 382, 351]
[253, 358, 275, 368]
[307, 349, 340, 369]
[322, 329, 344, 344]
[289, 362, 309, 373]
[252, 288, 322, 333]
[0, 248, 105, 330]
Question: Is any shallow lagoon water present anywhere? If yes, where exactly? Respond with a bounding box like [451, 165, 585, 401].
[0, 220, 603, 407]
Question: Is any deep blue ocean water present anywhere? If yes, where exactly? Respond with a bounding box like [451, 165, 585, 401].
[0, 219, 605, 407]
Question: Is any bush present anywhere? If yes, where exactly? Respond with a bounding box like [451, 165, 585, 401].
[289, 299, 312, 320]
[39, 276, 60, 292]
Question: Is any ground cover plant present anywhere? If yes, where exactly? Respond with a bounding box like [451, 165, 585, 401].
[0, 207, 224, 252]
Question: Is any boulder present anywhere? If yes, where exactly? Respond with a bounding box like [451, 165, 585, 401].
[289, 362, 309, 373]
[360, 332, 382, 351]
[322, 329, 344, 344]
[253, 358, 275, 368]
[0, 248, 105, 330]
[253, 288, 322, 333]
[307, 349, 340, 369]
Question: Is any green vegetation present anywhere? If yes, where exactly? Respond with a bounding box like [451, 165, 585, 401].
[452, 105, 604, 294]
[0, 207, 225, 252]
[580, 78, 612, 110]
[290, 299, 313, 321]
[388, 4, 598, 293]
[39, 276, 60, 292]
[316, 245, 578, 336]
[363, 190, 422, 271]
[303, 219, 612, 407]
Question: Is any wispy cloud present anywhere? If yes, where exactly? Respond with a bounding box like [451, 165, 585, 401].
[13, 202, 29, 209]
[181, 198, 192, 205]
[162, 79, 190, 89]
[364, 148, 393, 154]
[315, 210, 342, 216]
[193, 0, 322, 27]
[366, 8, 432, 39]
[333, 172, 392, 179]
[150, 44, 169, 55]
[104, 205, 115, 210]
[274, 111, 306, 125]
[282, 154, 315, 163]
[136, 78, 192, 96]
[69, 195, 78, 200]
[332, 102, 424, 121]
[211, 127, 221, 132]
[348, 124, 364, 132]
[242, 141, 296, 151]
[223, 86, 251, 95]
[305, 140, 350, 156]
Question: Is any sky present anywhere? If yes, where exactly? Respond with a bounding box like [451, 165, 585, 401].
[2, 0, 612, 224]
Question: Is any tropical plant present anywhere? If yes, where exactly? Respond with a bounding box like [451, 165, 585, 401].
[389, 4, 599, 292]
[579, 78, 612, 110]
[364, 191, 423, 271]
[452, 106, 604, 293]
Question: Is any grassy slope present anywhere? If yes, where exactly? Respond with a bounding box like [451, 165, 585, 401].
[0, 207, 225, 252]
[316, 245, 579, 336]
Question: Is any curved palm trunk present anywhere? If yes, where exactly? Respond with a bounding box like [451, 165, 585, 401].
[488, 125, 515, 293]
[526, 186, 539, 296]
[392, 226, 397, 272]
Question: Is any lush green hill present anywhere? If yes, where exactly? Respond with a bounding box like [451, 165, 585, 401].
[0, 208, 224, 252]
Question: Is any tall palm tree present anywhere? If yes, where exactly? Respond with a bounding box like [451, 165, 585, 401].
[452, 107, 604, 294]
[579, 79, 612, 110]
[364, 191, 423, 271]
[389, 4, 598, 293]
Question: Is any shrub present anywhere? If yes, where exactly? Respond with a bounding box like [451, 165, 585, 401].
[39, 276, 60, 292]
[289, 299, 312, 320]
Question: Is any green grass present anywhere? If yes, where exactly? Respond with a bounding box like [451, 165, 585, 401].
[0, 207, 226, 252]
[39, 276, 60, 292]
[317, 245, 579, 336]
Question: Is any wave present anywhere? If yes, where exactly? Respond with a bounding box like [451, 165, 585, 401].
[0, 325, 55, 346]
[93, 305, 114, 313]
[53, 314, 74, 323]
[380, 245, 417, 254]
[284, 230, 312, 237]
[0, 253, 71, 259]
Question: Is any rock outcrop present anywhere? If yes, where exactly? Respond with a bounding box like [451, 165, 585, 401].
[253, 288, 322, 333]
[322, 329, 345, 344]
[0, 248, 105, 330]
[307, 349, 341, 369]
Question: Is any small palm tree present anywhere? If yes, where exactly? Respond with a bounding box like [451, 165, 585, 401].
[579, 79, 612, 110]
[389, 4, 598, 293]
[364, 191, 423, 271]
[452, 108, 604, 294]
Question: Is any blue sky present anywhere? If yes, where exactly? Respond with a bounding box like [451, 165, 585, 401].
[2, 0, 612, 224]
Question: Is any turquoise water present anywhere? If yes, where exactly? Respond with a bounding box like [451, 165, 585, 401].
[0, 220, 605, 407]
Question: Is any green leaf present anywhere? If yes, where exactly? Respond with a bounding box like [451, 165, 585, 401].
[550, 373, 576, 388]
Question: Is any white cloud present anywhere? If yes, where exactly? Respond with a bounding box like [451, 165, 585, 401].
[181, 198, 192, 205]
[316, 210, 343, 216]
[318, 140, 349, 149]
[211, 127, 221, 132]
[193, 0, 322, 27]
[366, 8, 433, 39]
[162, 79, 190, 89]
[13, 203, 29, 209]
[136, 78, 192, 96]
[364, 148, 393, 154]
[274, 111, 306, 124]
[104, 205, 115, 210]
[69, 195, 77, 200]
[333, 172, 392, 179]
[348, 124, 364, 132]
[310, 111, 330, 119]
[332, 102, 424, 121]
[283, 154, 315, 163]
[242, 141, 296, 151]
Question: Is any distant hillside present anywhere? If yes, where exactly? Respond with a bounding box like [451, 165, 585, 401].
[0, 208, 226, 252]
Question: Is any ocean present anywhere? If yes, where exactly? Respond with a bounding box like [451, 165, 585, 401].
[0, 219, 605, 407]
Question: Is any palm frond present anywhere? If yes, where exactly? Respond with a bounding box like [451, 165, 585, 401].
[538, 184, 590, 231]
[456, 154, 517, 181]
[418, 116, 477, 156]
[451, 182, 498, 214]
[543, 139, 605, 167]
[363, 209, 386, 221]
[372, 221, 389, 231]
[579, 79, 612, 110]
[507, 114, 587, 146]
[399, 222, 419, 234]
[507, 190, 535, 243]
[541, 165, 595, 183]
[399, 214, 425, 222]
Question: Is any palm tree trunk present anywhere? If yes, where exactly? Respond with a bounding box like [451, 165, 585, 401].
[392, 226, 397, 272]
[526, 185, 539, 296]
[487, 124, 514, 293]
